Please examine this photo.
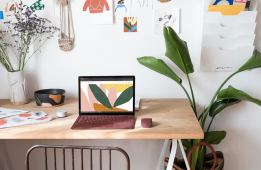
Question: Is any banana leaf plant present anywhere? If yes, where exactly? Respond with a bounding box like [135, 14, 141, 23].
[137, 26, 261, 170]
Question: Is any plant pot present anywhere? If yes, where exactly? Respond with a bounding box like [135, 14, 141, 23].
[164, 151, 224, 170]
[8, 71, 28, 105]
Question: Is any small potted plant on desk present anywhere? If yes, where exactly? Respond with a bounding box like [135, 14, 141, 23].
[0, 1, 58, 105]
[137, 26, 261, 170]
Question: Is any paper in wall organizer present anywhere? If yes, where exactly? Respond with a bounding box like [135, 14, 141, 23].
[208, 0, 247, 15]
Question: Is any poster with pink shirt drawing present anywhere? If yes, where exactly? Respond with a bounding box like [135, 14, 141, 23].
[82, 0, 114, 24]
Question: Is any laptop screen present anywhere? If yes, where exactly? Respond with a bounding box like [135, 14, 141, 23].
[79, 76, 135, 115]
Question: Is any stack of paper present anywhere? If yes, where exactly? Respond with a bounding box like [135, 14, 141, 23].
[0, 108, 52, 129]
[208, 0, 249, 15]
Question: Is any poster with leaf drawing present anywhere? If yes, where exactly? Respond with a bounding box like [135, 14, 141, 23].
[82, 0, 114, 24]
[124, 17, 137, 32]
[81, 81, 134, 112]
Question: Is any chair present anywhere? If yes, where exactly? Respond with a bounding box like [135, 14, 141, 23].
[26, 145, 130, 170]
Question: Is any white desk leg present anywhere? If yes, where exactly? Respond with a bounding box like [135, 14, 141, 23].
[166, 139, 177, 170]
[156, 140, 170, 170]
[178, 139, 191, 170]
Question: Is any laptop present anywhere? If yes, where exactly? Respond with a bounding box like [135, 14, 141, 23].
[71, 76, 136, 129]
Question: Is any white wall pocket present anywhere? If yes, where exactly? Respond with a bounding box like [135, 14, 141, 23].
[202, 34, 256, 48]
[201, 45, 255, 72]
[201, 9, 257, 72]
[204, 11, 257, 24]
[204, 22, 256, 35]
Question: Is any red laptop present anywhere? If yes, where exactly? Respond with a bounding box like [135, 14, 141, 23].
[71, 76, 136, 129]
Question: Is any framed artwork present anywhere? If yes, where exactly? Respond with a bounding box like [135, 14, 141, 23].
[154, 8, 180, 35]
[124, 17, 137, 32]
[82, 0, 114, 24]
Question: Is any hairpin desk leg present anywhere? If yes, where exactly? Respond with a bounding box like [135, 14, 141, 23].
[156, 139, 170, 170]
[166, 139, 178, 170]
[178, 139, 190, 170]
[156, 139, 191, 170]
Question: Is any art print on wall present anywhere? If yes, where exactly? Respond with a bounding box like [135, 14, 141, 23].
[114, 0, 131, 22]
[0, 11, 4, 20]
[154, 8, 180, 35]
[124, 17, 137, 32]
[82, 0, 114, 24]
[115, 0, 130, 14]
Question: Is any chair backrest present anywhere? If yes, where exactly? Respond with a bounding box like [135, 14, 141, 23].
[26, 145, 130, 170]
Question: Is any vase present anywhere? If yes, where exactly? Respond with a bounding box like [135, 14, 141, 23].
[8, 71, 28, 105]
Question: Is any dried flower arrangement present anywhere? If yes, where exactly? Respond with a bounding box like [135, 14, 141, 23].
[0, 1, 59, 72]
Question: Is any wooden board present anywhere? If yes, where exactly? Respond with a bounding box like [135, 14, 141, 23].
[0, 99, 204, 139]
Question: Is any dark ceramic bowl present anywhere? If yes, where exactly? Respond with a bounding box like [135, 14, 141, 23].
[34, 89, 65, 107]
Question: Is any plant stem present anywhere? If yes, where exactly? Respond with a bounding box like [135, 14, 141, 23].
[23, 38, 49, 69]
[186, 73, 197, 115]
[206, 116, 215, 132]
[180, 84, 194, 110]
[200, 71, 239, 129]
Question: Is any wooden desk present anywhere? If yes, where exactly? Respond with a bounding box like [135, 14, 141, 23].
[0, 99, 203, 139]
[0, 99, 203, 170]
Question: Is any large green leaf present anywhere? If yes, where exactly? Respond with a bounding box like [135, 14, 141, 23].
[163, 26, 194, 74]
[217, 86, 261, 106]
[137, 56, 182, 84]
[209, 99, 241, 117]
[114, 86, 134, 107]
[205, 131, 226, 145]
[238, 50, 261, 72]
[89, 84, 112, 109]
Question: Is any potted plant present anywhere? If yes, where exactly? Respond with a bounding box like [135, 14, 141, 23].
[0, 1, 58, 105]
[137, 26, 261, 170]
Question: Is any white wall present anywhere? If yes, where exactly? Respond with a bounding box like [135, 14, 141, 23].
[0, 0, 261, 170]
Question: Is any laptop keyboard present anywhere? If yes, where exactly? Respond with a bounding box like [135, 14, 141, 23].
[71, 115, 136, 129]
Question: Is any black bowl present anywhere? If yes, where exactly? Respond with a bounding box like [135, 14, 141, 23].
[34, 89, 66, 107]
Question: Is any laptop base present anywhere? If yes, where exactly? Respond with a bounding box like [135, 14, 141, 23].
[71, 115, 136, 130]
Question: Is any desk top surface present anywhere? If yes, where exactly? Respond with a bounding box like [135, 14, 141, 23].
[0, 99, 204, 140]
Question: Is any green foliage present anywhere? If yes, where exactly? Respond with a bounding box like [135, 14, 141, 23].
[137, 26, 261, 170]
[182, 139, 192, 149]
[89, 84, 112, 109]
[0, 42, 14, 72]
[137, 56, 182, 84]
[217, 86, 261, 106]
[205, 131, 226, 145]
[114, 86, 134, 107]
[163, 27, 194, 74]
[209, 99, 240, 117]
[238, 50, 261, 72]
